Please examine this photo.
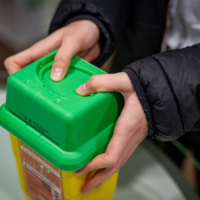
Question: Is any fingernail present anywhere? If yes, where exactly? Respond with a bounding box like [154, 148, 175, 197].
[76, 171, 85, 175]
[51, 68, 64, 81]
[83, 190, 90, 195]
[76, 84, 86, 95]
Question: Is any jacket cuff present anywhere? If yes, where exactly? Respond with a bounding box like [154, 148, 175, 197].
[123, 68, 156, 136]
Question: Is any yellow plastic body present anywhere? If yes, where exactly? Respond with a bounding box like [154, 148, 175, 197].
[10, 134, 118, 200]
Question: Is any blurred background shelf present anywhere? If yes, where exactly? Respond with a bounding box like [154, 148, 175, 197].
[0, 0, 60, 84]
[0, 0, 59, 51]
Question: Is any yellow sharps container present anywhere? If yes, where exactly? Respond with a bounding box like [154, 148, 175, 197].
[0, 50, 124, 200]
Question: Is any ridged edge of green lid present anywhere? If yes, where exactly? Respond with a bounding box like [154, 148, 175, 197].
[0, 104, 115, 171]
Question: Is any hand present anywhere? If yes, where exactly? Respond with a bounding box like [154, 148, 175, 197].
[75, 72, 148, 195]
[4, 20, 101, 81]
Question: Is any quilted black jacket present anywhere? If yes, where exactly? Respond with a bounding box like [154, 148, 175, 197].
[49, 0, 200, 141]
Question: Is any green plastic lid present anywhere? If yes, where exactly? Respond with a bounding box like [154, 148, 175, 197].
[0, 50, 124, 171]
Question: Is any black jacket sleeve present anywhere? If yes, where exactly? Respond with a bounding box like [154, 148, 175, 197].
[124, 44, 200, 141]
[49, 0, 130, 66]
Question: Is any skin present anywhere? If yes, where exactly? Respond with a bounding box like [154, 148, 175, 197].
[4, 20, 101, 80]
[4, 20, 148, 195]
[76, 73, 148, 194]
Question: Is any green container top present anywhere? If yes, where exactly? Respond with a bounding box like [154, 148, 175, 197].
[0, 50, 124, 171]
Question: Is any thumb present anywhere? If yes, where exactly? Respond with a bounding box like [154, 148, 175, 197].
[76, 72, 132, 96]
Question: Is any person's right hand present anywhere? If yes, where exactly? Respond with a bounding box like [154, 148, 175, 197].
[4, 20, 101, 81]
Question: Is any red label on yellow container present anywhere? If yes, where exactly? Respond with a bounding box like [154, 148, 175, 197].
[19, 140, 63, 200]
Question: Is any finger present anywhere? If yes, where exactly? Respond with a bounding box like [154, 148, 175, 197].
[76, 92, 147, 175]
[80, 93, 148, 195]
[50, 33, 81, 81]
[76, 103, 138, 175]
[50, 20, 100, 81]
[76, 72, 133, 96]
[81, 122, 147, 195]
[81, 142, 136, 196]
[81, 167, 117, 195]
[81, 136, 137, 195]
[81, 133, 140, 195]
[4, 28, 64, 75]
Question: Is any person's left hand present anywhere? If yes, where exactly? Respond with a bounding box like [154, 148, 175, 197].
[75, 72, 148, 195]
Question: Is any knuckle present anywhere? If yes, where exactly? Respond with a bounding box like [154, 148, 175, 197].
[54, 56, 66, 65]
[121, 160, 127, 167]
[87, 164, 96, 172]
[89, 75, 98, 90]
[91, 177, 100, 187]
[108, 157, 118, 167]
[112, 167, 120, 174]
[4, 57, 11, 68]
